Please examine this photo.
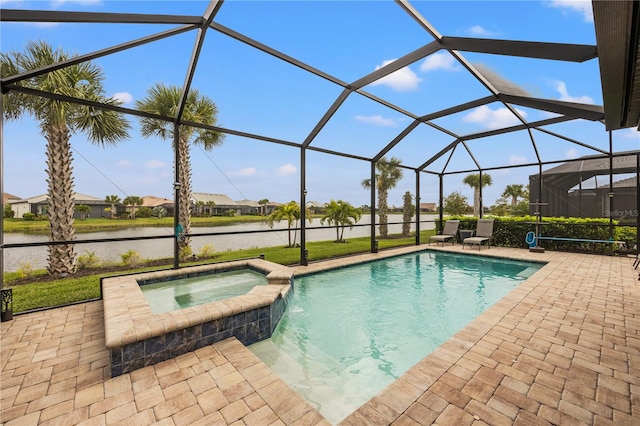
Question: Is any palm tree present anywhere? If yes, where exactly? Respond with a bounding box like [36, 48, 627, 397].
[105, 195, 120, 219]
[267, 201, 312, 247]
[502, 184, 525, 206]
[463, 173, 493, 216]
[122, 196, 142, 219]
[320, 200, 362, 242]
[205, 200, 216, 216]
[2, 41, 130, 276]
[361, 156, 404, 238]
[258, 198, 270, 216]
[136, 83, 224, 251]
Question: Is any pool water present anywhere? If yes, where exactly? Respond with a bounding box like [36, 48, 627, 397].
[249, 251, 541, 423]
[140, 269, 267, 314]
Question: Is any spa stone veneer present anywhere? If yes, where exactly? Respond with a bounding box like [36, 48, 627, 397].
[102, 259, 293, 377]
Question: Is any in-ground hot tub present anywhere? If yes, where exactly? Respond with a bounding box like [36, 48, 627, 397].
[102, 258, 293, 377]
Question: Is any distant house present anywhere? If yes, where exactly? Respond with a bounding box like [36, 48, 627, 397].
[419, 203, 437, 212]
[3, 193, 20, 206]
[9, 193, 110, 219]
[305, 201, 326, 214]
[141, 196, 174, 216]
[235, 199, 261, 215]
[191, 193, 241, 216]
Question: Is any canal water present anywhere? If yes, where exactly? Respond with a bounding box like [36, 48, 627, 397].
[2, 214, 437, 272]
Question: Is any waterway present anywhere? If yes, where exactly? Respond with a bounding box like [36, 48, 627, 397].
[2, 214, 438, 272]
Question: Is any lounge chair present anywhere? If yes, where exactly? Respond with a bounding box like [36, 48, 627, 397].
[429, 220, 460, 246]
[462, 219, 494, 250]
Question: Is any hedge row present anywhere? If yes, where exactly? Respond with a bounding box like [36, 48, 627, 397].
[440, 216, 636, 254]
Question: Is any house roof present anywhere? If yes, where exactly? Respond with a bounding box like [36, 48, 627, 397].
[11, 193, 104, 204]
[142, 196, 173, 207]
[236, 199, 259, 207]
[192, 192, 238, 206]
[2, 192, 20, 205]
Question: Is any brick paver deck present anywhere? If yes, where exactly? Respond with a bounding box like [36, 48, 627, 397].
[2, 246, 639, 425]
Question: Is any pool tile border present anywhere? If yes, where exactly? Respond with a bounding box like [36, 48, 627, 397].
[102, 258, 294, 376]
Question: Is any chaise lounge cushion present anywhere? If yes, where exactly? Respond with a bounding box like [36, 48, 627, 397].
[463, 219, 494, 250]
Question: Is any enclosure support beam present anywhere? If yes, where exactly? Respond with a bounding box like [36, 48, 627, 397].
[438, 174, 444, 234]
[300, 147, 307, 266]
[173, 123, 180, 270]
[0, 95, 4, 290]
[479, 171, 483, 218]
[415, 171, 421, 245]
[608, 132, 614, 245]
[370, 161, 377, 253]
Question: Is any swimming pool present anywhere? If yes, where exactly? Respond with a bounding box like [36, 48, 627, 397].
[249, 251, 541, 423]
[140, 269, 268, 314]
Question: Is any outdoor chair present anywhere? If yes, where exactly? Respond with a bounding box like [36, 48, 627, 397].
[429, 220, 460, 246]
[462, 219, 494, 250]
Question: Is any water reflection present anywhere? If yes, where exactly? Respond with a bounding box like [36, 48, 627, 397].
[3, 214, 436, 271]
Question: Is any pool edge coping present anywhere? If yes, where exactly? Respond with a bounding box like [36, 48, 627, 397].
[102, 258, 294, 349]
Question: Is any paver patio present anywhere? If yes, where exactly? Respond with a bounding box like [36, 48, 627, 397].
[1, 246, 639, 425]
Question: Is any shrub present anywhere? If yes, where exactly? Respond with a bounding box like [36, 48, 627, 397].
[152, 206, 167, 218]
[120, 250, 142, 267]
[198, 244, 216, 258]
[137, 207, 153, 218]
[16, 262, 34, 279]
[77, 251, 100, 270]
[22, 212, 36, 221]
[179, 246, 193, 261]
[3, 204, 15, 218]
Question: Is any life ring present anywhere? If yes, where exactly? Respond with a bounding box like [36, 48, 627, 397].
[525, 231, 536, 247]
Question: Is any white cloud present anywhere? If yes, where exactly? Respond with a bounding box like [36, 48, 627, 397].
[548, 0, 593, 23]
[276, 164, 297, 176]
[566, 147, 578, 158]
[467, 25, 498, 37]
[370, 59, 422, 92]
[116, 159, 131, 168]
[509, 154, 527, 165]
[420, 52, 460, 72]
[620, 128, 640, 139]
[235, 167, 257, 177]
[144, 159, 167, 169]
[463, 105, 527, 129]
[354, 115, 396, 127]
[52, 0, 102, 7]
[554, 80, 594, 104]
[113, 92, 133, 105]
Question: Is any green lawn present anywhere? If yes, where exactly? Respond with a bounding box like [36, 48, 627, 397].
[5, 230, 436, 313]
[2, 215, 268, 233]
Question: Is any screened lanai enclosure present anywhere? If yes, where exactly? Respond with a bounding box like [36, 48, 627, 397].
[1, 1, 639, 284]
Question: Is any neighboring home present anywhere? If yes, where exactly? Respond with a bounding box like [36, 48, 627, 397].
[235, 199, 261, 215]
[530, 153, 638, 218]
[141, 195, 174, 216]
[419, 203, 437, 212]
[3, 192, 21, 206]
[191, 193, 240, 216]
[9, 193, 110, 219]
[305, 201, 326, 214]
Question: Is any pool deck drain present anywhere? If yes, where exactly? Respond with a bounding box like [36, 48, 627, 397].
[1, 246, 639, 425]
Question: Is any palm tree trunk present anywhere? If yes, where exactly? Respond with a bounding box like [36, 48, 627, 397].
[177, 136, 192, 250]
[45, 125, 76, 275]
[378, 187, 389, 238]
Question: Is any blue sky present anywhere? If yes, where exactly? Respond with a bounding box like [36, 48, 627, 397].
[2, 0, 638, 209]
